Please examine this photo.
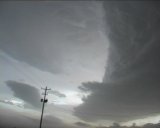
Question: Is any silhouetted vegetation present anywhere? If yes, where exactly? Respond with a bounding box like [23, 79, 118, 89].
[96, 122, 160, 128]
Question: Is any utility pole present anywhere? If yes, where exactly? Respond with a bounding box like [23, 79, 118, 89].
[39, 86, 51, 128]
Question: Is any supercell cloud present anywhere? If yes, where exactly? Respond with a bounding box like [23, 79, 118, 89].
[74, 1, 160, 122]
[1, 0, 160, 126]
[0, 1, 106, 75]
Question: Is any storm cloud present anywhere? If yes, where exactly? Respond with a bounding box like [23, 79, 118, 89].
[74, 1, 160, 122]
[6, 80, 41, 108]
[0, 108, 73, 128]
[0, 1, 106, 75]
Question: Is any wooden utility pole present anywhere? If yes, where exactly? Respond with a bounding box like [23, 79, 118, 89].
[39, 86, 51, 128]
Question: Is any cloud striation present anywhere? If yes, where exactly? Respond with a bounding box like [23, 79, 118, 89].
[74, 1, 160, 122]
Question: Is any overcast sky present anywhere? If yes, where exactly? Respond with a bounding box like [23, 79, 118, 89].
[1, 1, 160, 128]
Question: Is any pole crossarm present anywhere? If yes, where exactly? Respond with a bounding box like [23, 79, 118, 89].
[41, 87, 51, 90]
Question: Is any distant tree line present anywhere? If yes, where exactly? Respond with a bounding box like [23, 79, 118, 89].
[96, 122, 160, 128]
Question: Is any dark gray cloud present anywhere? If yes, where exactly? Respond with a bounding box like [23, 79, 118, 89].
[0, 108, 37, 128]
[48, 90, 66, 98]
[75, 81, 160, 122]
[0, 108, 73, 128]
[103, 1, 160, 82]
[6, 80, 41, 108]
[74, 1, 160, 122]
[0, 1, 104, 74]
